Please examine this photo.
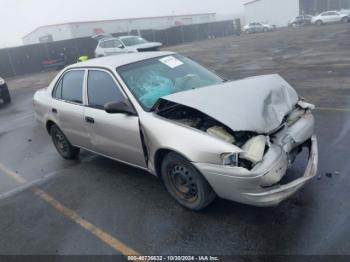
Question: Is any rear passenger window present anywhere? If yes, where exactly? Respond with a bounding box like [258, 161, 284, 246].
[87, 70, 125, 109]
[60, 71, 84, 103]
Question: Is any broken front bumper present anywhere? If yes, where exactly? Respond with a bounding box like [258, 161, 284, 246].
[194, 135, 318, 207]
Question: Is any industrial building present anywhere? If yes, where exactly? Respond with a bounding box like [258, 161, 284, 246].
[22, 13, 216, 45]
[244, 0, 350, 27]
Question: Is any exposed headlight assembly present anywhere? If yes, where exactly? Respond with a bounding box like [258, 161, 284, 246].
[0, 77, 5, 85]
[221, 153, 239, 166]
[221, 135, 267, 168]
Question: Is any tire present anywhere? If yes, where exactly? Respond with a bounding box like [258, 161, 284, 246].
[161, 152, 216, 211]
[50, 124, 80, 160]
[263, 27, 268, 32]
[341, 17, 349, 23]
[316, 20, 323, 26]
[2, 88, 11, 104]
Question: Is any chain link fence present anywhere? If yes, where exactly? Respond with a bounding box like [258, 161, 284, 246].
[0, 20, 238, 78]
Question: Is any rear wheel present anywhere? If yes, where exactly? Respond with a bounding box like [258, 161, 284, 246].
[50, 124, 80, 160]
[161, 152, 216, 211]
[263, 27, 268, 32]
[341, 17, 349, 23]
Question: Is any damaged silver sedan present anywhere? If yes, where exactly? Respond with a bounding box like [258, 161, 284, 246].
[34, 52, 318, 210]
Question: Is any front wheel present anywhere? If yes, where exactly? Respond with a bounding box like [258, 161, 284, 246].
[161, 152, 216, 211]
[263, 27, 268, 32]
[50, 124, 80, 160]
[2, 89, 11, 104]
[341, 17, 349, 23]
[316, 20, 323, 26]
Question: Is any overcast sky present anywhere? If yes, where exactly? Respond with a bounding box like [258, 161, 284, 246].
[0, 0, 246, 48]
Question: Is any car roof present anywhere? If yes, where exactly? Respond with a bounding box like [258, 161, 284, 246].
[66, 51, 175, 70]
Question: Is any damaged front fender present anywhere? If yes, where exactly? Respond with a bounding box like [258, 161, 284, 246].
[139, 112, 243, 175]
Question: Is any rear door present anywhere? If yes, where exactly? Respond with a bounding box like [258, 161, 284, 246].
[328, 12, 341, 22]
[84, 69, 146, 168]
[321, 12, 336, 23]
[52, 69, 90, 148]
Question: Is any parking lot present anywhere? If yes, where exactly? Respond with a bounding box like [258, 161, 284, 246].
[0, 23, 350, 258]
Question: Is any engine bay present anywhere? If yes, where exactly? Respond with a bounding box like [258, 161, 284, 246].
[155, 99, 312, 170]
[155, 100, 264, 169]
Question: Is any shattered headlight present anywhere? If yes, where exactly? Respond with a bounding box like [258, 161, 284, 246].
[0, 77, 5, 85]
[221, 153, 239, 166]
[221, 135, 268, 168]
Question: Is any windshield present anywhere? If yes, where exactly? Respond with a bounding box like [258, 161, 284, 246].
[117, 54, 224, 111]
[120, 36, 148, 46]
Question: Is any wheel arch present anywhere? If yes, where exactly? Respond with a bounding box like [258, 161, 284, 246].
[153, 148, 193, 179]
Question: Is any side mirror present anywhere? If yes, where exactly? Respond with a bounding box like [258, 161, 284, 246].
[104, 100, 137, 116]
[117, 44, 124, 49]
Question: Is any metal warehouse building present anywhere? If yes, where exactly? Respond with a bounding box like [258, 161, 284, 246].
[244, 0, 350, 27]
[22, 13, 216, 45]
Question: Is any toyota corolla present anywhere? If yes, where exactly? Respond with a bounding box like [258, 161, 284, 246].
[34, 52, 318, 211]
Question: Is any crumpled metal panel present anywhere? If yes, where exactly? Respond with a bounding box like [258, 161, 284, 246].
[162, 74, 299, 133]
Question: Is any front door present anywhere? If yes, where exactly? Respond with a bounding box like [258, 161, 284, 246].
[84, 69, 146, 168]
[255, 23, 264, 32]
[104, 39, 126, 56]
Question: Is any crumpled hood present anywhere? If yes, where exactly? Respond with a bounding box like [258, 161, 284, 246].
[162, 74, 299, 134]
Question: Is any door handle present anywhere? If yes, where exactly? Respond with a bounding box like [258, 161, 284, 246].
[52, 108, 58, 114]
[85, 117, 95, 124]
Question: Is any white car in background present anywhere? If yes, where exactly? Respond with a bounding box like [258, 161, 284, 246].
[95, 36, 162, 57]
[312, 11, 349, 25]
[242, 22, 275, 33]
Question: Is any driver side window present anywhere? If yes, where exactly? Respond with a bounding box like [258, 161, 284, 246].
[114, 40, 123, 48]
[103, 40, 115, 48]
[87, 70, 125, 109]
